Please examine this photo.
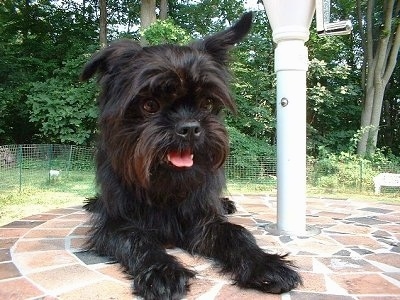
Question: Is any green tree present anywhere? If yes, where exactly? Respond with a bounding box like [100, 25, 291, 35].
[356, 0, 400, 156]
[0, 0, 98, 144]
[27, 55, 98, 145]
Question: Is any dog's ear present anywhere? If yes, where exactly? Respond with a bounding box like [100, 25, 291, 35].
[80, 40, 142, 81]
[194, 12, 252, 64]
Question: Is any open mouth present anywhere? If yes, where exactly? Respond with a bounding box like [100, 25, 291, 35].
[166, 149, 194, 168]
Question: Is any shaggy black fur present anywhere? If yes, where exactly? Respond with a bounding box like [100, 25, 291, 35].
[81, 12, 302, 300]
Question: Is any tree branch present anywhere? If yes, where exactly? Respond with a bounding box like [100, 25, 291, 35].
[365, 0, 376, 96]
[383, 22, 400, 83]
[373, 0, 394, 85]
[357, 0, 367, 94]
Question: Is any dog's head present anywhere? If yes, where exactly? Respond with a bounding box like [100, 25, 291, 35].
[81, 13, 252, 192]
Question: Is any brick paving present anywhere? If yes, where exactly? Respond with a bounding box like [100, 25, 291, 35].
[0, 195, 400, 299]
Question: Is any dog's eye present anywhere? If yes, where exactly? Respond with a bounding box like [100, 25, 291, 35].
[201, 99, 214, 112]
[143, 100, 160, 114]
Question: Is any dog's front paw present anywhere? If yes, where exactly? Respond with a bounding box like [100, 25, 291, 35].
[133, 262, 195, 300]
[235, 253, 302, 294]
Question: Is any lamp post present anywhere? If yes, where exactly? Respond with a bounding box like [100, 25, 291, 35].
[263, 0, 314, 236]
[262, 0, 351, 236]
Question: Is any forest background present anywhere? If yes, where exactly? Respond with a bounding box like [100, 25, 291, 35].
[0, 0, 399, 165]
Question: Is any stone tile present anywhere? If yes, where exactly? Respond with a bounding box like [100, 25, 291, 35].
[0, 238, 18, 249]
[376, 213, 400, 223]
[1, 220, 44, 228]
[38, 219, 82, 229]
[22, 214, 59, 221]
[27, 264, 102, 294]
[198, 264, 231, 283]
[2, 197, 400, 299]
[372, 230, 393, 238]
[216, 283, 280, 300]
[14, 250, 78, 273]
[330, 235, 384, 250]
[57, 279, 131, 300]
[240, 204, 270, 214]
[292, 256, 314, 272]
[358, 297, 400, 300]
[378, 224, 400, 234]
[0, 249, 11, 262]
[228, 216, 257, 227]
[74, 250, 113, 265]
[96, 263, 131, 284]
[70, 225, 90, 236]
[69, 237, 86, 250]
[254, 212, 277, 223]
[391, 246, 400, 253]
[172, 251, 209, 270]
[346, 216, 389, 225]
[329, 273, 400, 294]
[0, 262, 21, 279]
[358, 207, 394, 214]
[14, 238, 65, 252]
[254, 234, 284, 250]
[350, 247, 374, 256]
[316, 211, 351, 220]
[45, 208, 81, 215]
[316, 257, 380, 272]
[58, 212, 89, 221]
[384, 272, 400, 283]
[286, 235, 343, 256]
[365, 253, 400, 269]
[0, 277, 44, 300]
[24, 228, 72, 238]
[39, 296, 59, 300]
[0, 228, 30, 238]
[290, 292, 354, 300]
[296, 272, 326, 292]
[185, 278, 218, 299]
[327, 223, 373, 235]
[332, 249, 351, 256]
[306, 215, 337, 226]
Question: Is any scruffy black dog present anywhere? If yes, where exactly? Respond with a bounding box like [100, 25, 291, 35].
[81, 12, 301, 299]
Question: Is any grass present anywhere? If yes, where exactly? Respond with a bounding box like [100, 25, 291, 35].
[226, 181, 400, 204]
[1, 172, 399, 227]
[0, 190, 88, 226]
[0, 169, 96, 226]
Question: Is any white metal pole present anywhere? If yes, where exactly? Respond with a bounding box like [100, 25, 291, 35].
[275, 40, 308, 234]
[263, 0, 315, 235]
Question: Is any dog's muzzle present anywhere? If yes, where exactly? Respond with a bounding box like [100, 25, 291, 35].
[175, 120, 202, 140]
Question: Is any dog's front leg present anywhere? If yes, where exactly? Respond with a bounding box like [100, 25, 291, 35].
[96, 225, 195, 300]
[187, 218, 302, 294]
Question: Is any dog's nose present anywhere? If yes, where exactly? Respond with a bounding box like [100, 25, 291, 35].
[176, 121, 202, 139]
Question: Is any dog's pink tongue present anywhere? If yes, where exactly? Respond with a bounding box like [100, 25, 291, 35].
[167, 149, 193, 168]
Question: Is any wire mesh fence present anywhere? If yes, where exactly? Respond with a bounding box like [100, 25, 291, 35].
[0, 144, 96, 194]
[1, 144, 400, 195]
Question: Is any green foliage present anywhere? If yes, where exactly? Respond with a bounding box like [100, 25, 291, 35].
[0, 0, 98, 144]
[27, 54, 99, 145]
[142, 19, 191, 45]
[309, 150, 400, 192]
[0, 0, 399, 161]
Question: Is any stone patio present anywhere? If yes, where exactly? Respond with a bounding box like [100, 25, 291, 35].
[1, 195, 400, 299]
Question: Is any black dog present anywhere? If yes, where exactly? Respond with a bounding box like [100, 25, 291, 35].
[81, 12, 301, 299]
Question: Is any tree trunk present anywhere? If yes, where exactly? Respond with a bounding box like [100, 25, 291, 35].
[356, 0, 400, 156]
[140, 0, 156, 46]
[159, 0, 168, 20]
[99, 0, 107, 48]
